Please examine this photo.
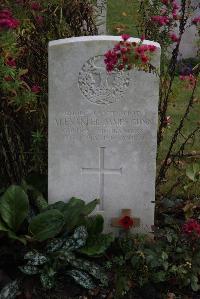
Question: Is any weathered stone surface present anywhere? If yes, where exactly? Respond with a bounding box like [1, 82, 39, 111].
[95, 0, 107, 35]
[48, 36, 161, 233]
[177, 0, 199, 58]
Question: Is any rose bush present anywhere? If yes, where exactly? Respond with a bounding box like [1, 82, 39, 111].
[0, 0, 97, 188]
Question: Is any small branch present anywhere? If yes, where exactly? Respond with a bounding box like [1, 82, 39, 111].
[156, 80, 198, 187]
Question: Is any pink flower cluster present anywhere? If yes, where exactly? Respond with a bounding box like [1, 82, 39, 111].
[0, 9, 20, 29]
[30, 2, 42, 11]
[31, 85, 41, 93]
[183, 219, 200, 237]
[192, 17, 200, 25]
[104, 35, 157, 72]
[180, 74, 196, 89]
[151, 16, 169, 26]
[151, 0, 180, 27]
[169, 33, 180, 43]
[6, 57, 16, 68]
[30, 2, 44, 26]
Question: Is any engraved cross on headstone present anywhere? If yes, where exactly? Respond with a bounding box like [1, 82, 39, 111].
[81, 147, 122, 210]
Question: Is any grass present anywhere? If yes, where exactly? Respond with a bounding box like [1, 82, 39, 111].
[107, 0, 200, 197]
[107, 0, 139, 36]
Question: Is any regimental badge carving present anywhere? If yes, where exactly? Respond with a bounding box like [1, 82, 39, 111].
[78, 55, 130, 105]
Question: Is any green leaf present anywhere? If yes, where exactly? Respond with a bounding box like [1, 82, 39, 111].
[46, 237, 66, 253]
[191, 275, 200, 292]
[82, 199, 100, 216]
[0, 219, 9, 232]
[131, 256, 140, 267]
[29, 209, 65, 241]
[62, 198, 85, 230]
[0, 280, 20, 299]
[152, 271, 166, 283]
[19, 265, 41, 275]
[0, 185, 29, 231]
[24, 251, 48, 265]
[186, 163, 200, 182]
[40, 273, 54, 289]
[62, 226, 88, 251]
[46, 201, 66, 212]
[69, 258, 108, 285]
[67, 270, 96, 289]
[85, 215, 104, 235]
[80, 233, 114, 256]
[7, 231, 26, 245]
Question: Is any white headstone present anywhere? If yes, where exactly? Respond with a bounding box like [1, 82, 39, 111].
[48, 36, 161, 233]
[176, 0, 199, 58]
[95, 0, 107, 35]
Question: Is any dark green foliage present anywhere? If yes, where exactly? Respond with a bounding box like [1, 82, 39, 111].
[0, 185, 29, 244]
[29, 209, 65, 241]
[19, 224, 109, 290]
[80, 234, 114, 256]
[0, 185, 29, 231]
[0, 280, 20, 299]
[0, 0, 97, 188]
[67, 270, 96, 290]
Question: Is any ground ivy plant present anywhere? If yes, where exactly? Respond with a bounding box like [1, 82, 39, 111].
[0, 184, 114, 298]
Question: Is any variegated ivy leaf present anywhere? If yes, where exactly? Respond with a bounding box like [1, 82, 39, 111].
[0, 279, 20, 299]
[67, 270, 96, 289]
[46, 237, 66, 253]
[69, 258, 108, 286]
[19, 265, 41, 275]
[73, 226, 88, 240]
[62, 226, 88, 251]
[24, 251, 48, 265]
[40, 273, 54, 290]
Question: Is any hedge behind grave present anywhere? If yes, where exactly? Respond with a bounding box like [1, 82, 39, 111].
[0, 0, 97, 188]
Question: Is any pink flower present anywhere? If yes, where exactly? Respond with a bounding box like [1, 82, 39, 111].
[161, 0, 169, 5]
[35, 15, 44, 25]
[183, 219, 200, 237]
[148, 45, 157, 52]
[122, 55, 128, 63]
[192, 17, 200, 25]
[179, 74, 196, 89]
[0, 18, 20, 29]
[31, 85, 41, 93]
[141, 55, 149, 64]
[151, 16, 169, 26]
[169, 33, 180, 43]
[172, 12, 178, 19]
[30, 2, 42, 11]
[0, 9, 20, 29]
[6, 57, 16, 68]
[0, 9, 12, 18]
[172, 1, 180, 11]
[4, 76, 13, 81]
[113, 43, 121, 52]
[135, 44, 149, 54]
[121, 47, 128, 54]
[104, 50, 118, 72]
[121, 34, 131, 41]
